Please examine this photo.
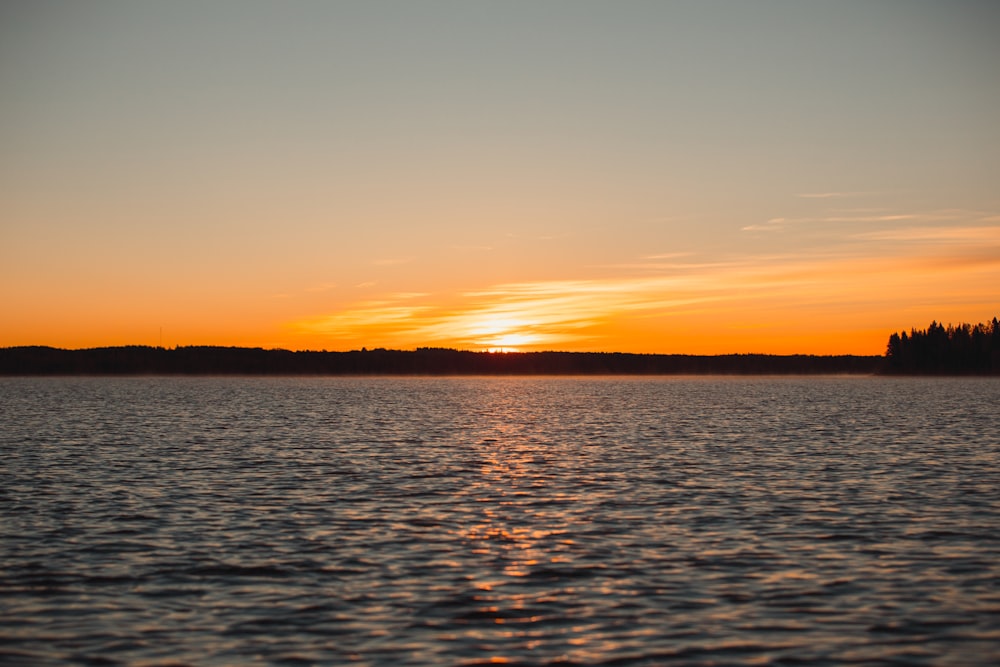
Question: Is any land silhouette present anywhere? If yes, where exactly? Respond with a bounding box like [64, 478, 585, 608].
[1, 318, 996, 375]
[884, 318, 1000, 375]
[0, 346, 881, 375]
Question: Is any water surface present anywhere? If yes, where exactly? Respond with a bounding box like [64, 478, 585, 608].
[2, 376, 998, 665]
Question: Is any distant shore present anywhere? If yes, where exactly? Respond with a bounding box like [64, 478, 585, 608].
[0, 345, 885, 375]
[6, 318, 995, 376]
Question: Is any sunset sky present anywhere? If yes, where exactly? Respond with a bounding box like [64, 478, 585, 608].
[2, 1, 998, 354]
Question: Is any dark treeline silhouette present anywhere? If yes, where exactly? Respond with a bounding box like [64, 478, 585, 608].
[0, 345, 882, 376]
[884, 318, 1000, 375]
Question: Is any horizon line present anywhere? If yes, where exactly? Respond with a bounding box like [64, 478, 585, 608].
[0, 344, 885, 358]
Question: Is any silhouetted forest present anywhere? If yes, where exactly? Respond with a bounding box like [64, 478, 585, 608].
[0, 346, 882, 376]
[5, 319, 996, 375]
[883, 318, 1000, 375]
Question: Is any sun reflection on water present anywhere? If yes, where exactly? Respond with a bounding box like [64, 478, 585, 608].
[445, 388, 604, 663]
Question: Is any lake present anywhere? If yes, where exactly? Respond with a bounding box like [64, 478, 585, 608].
[2, 376, 999, 666]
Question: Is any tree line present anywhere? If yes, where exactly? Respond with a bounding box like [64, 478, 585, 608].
[0, 346, 881, 375]
[883, 318, 1000, 375]
[3, 318, 996, 375]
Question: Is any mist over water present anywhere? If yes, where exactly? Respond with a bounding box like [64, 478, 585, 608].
[2, 376, 999, 666]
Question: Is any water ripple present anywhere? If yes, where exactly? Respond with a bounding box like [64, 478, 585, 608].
[2, 376, 999, 665]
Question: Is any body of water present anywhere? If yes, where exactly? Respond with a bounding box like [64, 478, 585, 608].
[2, 376, 999, 665]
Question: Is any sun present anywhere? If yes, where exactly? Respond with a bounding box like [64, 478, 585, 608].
[483, 332, 541, 353]
[466, 317, 542, 351]
[492, 332, 538, 347]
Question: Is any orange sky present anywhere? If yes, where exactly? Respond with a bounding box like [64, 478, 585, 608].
[2, 2, 998, 354]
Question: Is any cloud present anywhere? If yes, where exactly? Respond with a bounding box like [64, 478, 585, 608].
[642, 252, 694, 260]
[741, 209, 995, 233]
[389, 292, 430, 300]
[288, 223, 1000, 352]
[289, 271, 736, 349]
[294, 302, 432, 338]
[743, 214, 920, 232]
[741, 219, 786, 232]
[287, 257, 811, 349]
[408, 274, 741, 347]
[599, 259, 739, 272]
[797, 192, 870, 199]
[372, 257, 414, 266]
[853, 225, 1000, 242]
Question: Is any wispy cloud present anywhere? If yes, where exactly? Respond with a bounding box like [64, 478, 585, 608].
[741, 219, 787, 232]
[372, 257, 414, 266]
[853, 225, 1000, 242]
[599, 259, 739, 272]
[643, 252, 694, 260]
[743, 214, 920, 232]
[286, 258, 822, 349]
[742, 208, 992, 233]
[595, 252, 700, 269]
[294, 301, 432, 338]
[290, 271, 739, 349]
[288, 224, 1000, 352]
[797, 191, 871, 199]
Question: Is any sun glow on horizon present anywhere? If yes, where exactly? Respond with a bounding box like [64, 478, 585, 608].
[478, 333, 539, 352]
[282, 225, 1000, 356]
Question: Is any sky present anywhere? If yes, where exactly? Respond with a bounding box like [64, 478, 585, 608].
[2, 0, 998, 354]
